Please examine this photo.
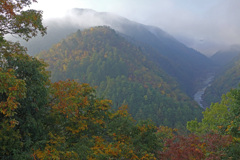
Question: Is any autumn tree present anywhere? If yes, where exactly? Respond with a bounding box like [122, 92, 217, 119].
[32, 80, 162, 159]
[0, 0, 46, 40]
[1, 2, 161, 159]
[0, 68, 26, 158]
[0, 0, 47, 158]
[187, 87, 240, 159]
[159, 133, 232, 160]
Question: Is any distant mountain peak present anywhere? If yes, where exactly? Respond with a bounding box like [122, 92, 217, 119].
[37, 26, 203, 128]
[211, 44, 240, 66]
[16, 8, 214, 95]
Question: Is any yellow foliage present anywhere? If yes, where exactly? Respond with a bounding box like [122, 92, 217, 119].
[33, 133, 78, 160]
[110, 105, 131, 119]
[63, 64, 67, 71]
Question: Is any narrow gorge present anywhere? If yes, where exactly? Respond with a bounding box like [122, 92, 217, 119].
[194, 74, 215, 109]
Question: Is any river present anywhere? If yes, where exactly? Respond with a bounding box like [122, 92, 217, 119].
[194, 74, 215, 109]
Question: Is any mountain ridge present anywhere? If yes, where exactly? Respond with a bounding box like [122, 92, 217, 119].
[19, 8, 214, 95]
[37, 26, 203, 128]
[211, 44, 240, 66]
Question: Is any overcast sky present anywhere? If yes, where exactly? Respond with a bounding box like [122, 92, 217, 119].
[30, 0, 240, 56]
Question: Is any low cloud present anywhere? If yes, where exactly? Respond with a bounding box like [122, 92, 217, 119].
[95, 0, 240, 55]
[31, 0, 240, 56]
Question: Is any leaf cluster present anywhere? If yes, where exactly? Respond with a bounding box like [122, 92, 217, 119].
[0, 0, 46, 40]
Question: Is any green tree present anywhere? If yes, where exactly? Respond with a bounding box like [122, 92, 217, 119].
[187, 87, 240, 159]
[187, 88, 240, 136]
[0, 68, 26, 158]
[0, 0, 47, 158]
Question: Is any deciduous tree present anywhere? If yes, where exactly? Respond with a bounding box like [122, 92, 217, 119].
[0, 0, 47, 158]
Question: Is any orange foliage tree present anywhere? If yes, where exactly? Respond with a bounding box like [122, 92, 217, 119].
[0, 68, 26, 156]
[159, 133, 232, 160]
[33, 80, 161, 159]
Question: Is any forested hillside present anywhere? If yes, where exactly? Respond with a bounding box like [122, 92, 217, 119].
[18, 8, 215, 95]
[1, 1, 240, 159]
[211, 45, 240, 66]
[37, 26, 202, 128]
[203, 54, 240, 106]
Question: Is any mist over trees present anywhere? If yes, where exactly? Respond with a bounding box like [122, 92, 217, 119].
[0, 1, 240, 159]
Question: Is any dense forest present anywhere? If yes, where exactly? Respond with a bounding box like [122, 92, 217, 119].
[0, 0, 240, 159]
[37, 26, 202, 129]
[19, 8, 215, 96]
[203, 54, 240, 107]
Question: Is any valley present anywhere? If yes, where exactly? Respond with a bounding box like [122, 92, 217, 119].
[36, 26, 204, 128]
[1, 2, 240, 158]
[19, 9, 240, 125]
[194, 73, 215, 109]
[11, 8, 240, 120]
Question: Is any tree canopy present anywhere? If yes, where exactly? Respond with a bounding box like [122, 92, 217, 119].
[187, 87, 240, 158]
[0, 0, 239, 159]
[37, 26, 203, 129]
[0, 0, 46, 40]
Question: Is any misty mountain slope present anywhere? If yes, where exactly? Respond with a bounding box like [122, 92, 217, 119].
[202, 54, 240, 107]
[18, 8, 215, 95]
[127, 25, 215, 95]
[70, 9, 215, 95]
[202, 45, 240, 107]
[211, 45, 240, 66]
[37, 26, 202, 128]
